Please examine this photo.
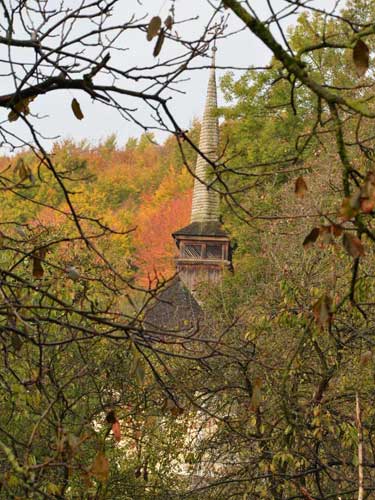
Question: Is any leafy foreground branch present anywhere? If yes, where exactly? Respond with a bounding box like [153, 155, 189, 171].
[2, 1, 375, 499]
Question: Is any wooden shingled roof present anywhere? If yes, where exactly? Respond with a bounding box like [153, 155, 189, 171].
[143, 277, 202, 333]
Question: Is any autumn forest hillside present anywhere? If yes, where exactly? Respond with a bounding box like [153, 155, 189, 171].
[4, 1, 375, 497]
[0, 128, 202, 285]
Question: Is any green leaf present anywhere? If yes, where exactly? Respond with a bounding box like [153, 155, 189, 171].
[67, 266, 80, 281]
[130, 343, 145, 386]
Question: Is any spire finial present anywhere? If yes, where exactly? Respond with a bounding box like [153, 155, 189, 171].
[211, 44, 217, 67]
[190, 45, 220, 224]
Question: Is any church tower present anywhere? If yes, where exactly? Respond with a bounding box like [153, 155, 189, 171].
[173, 48, 231, 292]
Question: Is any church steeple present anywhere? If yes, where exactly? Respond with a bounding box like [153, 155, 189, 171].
[190, 47, 220, 223]
[172, 47, 231, 293]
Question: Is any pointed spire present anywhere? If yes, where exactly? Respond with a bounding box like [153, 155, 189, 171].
[190, 47, 220, 223]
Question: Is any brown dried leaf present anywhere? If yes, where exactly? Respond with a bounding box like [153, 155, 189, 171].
[143, 465, 148, 482]
[313, 294, 332, 329]
[170, 405, 184, 418]
[360, 350, 373, 366]
[153, 29, 165, 57]
[343, 233, 365, 258]
[164, 15, 173, 30]
[106, 410, 117, 424]
[319, 225, 333, 245]
[147, 16, 161, 41]
[331, 224, 343, 238]
[134, 466, 142, 478]
[353, 39, 369, 77]
[90, 452, 109, 483]
[300, 486, 315, 500]
[32, 256, 44, 278]
[71, 98, 84, 120]
[294, 176, 308, 198]
[303, 227, 320, 248]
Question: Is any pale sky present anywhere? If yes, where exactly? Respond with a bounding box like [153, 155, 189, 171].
[0, 0, 340, 150]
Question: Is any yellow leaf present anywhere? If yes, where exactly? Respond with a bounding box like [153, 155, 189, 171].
[71, 98, 84, 120]
[250, 377, 262, 412]
[15, 158, 30, 181]
[8, 96, 35, 122]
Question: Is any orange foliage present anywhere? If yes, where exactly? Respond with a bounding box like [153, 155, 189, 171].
[134, 190, 192, 283]
[4, 131, 197, 284]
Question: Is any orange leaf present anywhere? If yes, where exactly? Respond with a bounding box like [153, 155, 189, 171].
[112, 421, 121, 442]
[331, 224, 343, 238]
[360, 198, 375, 213]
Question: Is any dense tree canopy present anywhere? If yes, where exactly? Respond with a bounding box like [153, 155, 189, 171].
[2, 1, 375, 499]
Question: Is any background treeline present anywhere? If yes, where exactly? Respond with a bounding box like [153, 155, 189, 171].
[2, 1, 375, 498]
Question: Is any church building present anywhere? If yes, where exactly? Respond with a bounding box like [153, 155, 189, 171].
[144, 48, 231, 332]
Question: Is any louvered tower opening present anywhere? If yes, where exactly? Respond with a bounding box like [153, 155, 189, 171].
[172, 47, 232, 293]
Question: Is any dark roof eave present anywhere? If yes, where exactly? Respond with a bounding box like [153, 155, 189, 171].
[172, 221, 229, 238]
